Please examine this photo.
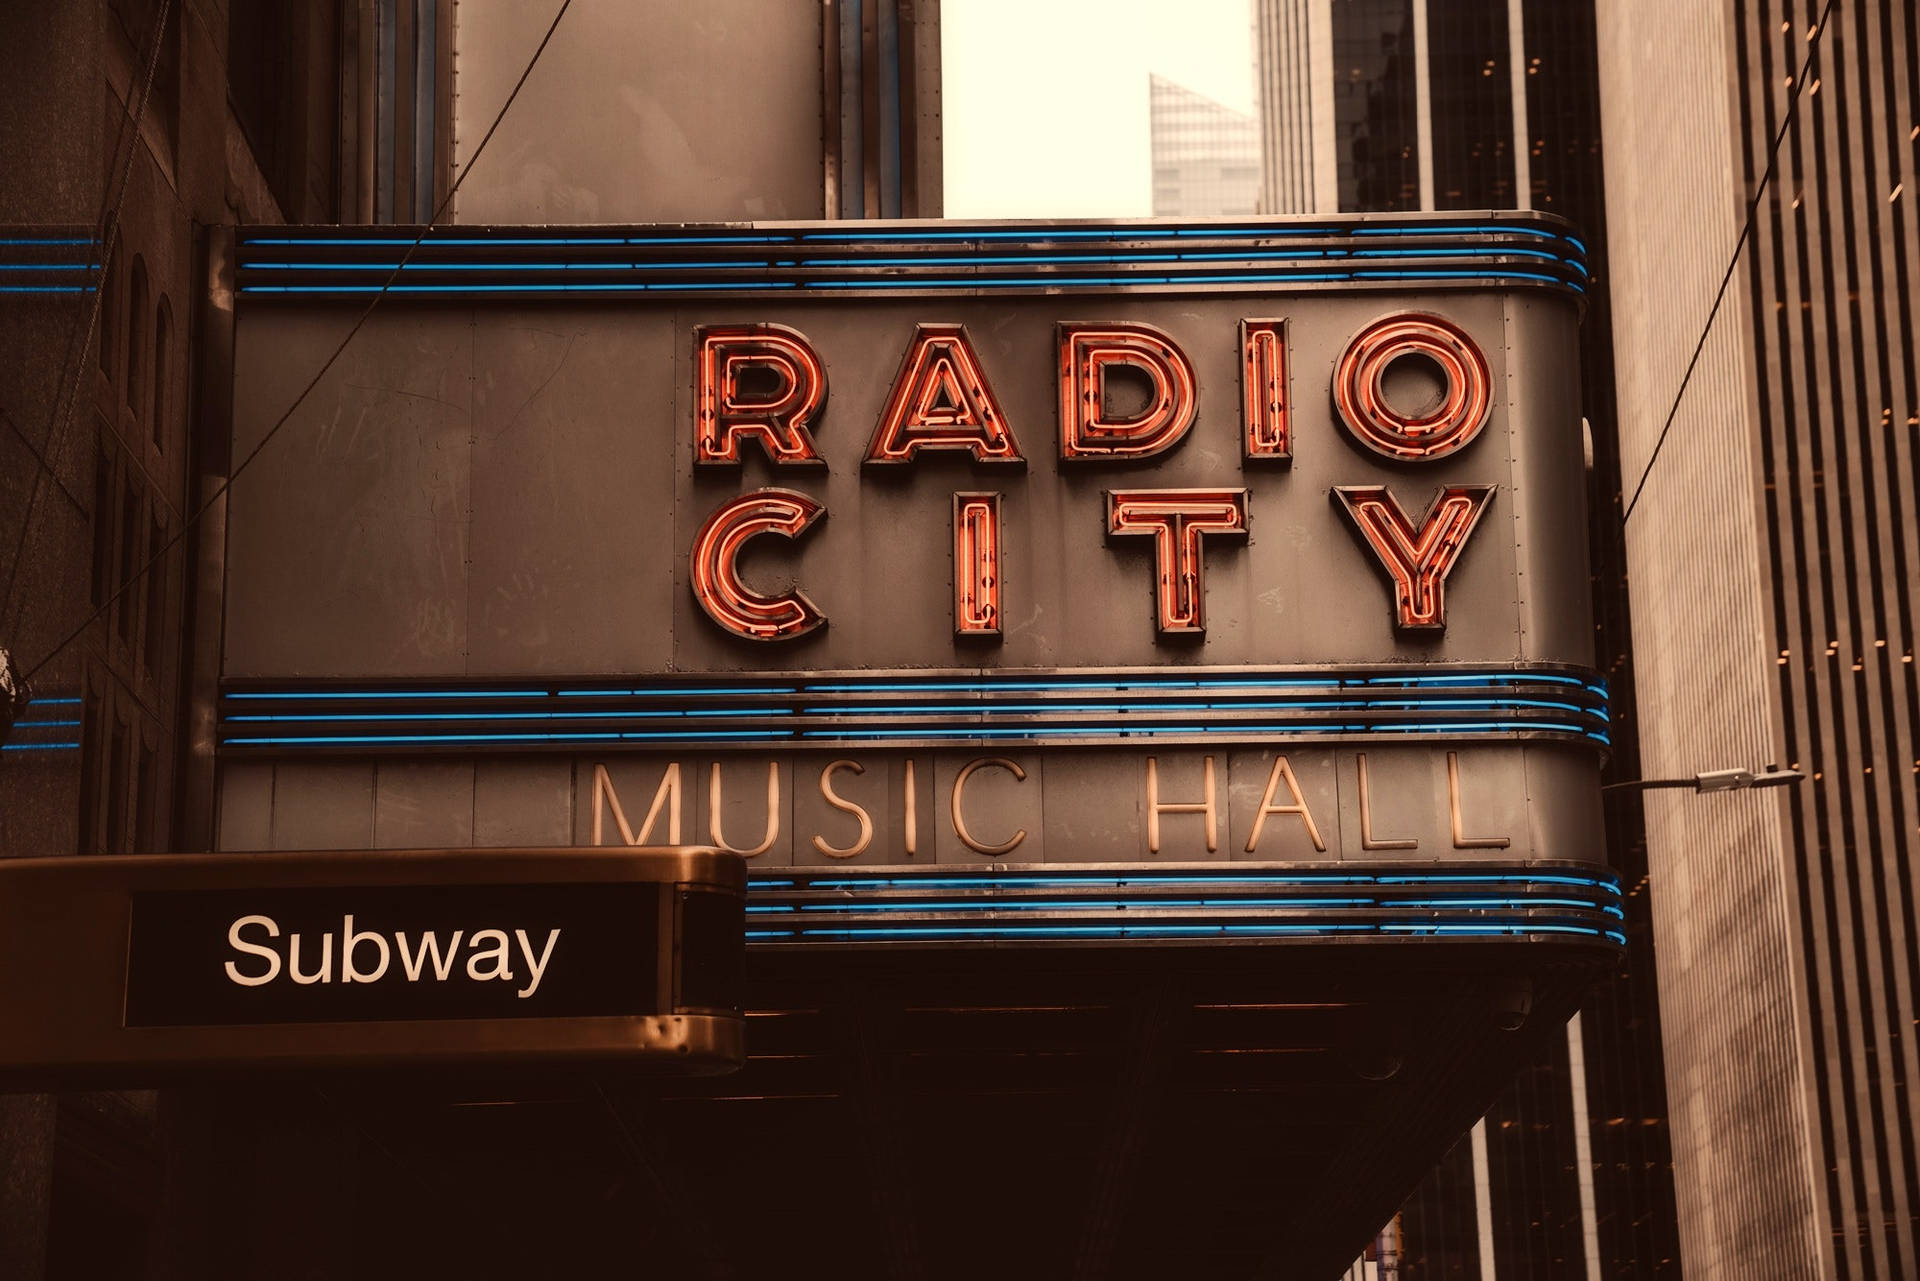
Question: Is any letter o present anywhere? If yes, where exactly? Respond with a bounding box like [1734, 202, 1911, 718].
[1333, 313, 1492, 462]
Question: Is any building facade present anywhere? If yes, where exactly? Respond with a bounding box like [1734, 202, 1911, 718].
[1147, 73, 1263, 216]
[1254, 1, 1684, 1276]
[4, 4, 1645, 1278]
[1597, 2, 1920, 1277]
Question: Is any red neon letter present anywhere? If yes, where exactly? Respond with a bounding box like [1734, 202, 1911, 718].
[690, 488, 827, 641]
[1106, 489, 1248, 635]
[866, 324, 1022, 464]
[952, 492, 1003, 638]
[694, 324, 826, 466]
[1241, 319, 1291, 462]
[1333, 312, 1492, 462]
[1333, 485, 1495, 631]
[1059, 322, 1197, 460]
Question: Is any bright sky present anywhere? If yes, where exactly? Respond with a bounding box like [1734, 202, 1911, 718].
[942, 0, 1257, 219]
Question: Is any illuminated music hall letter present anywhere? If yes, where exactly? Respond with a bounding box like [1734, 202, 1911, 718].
[952, 492, 1003, 638]
[1332, 485, 1494, 632]
[1240, 319, 1292, 462]
[1105, 489, 1249, 635]
[591, 762, 682, 845]
[694, 324, 827, 465]
[1058, 322, 1196, 460]
[1332, 312, 1492, 462]
[1244, 756, 1325, 853]
[690, 488, 828, 641]
[866, 323, 1023, 464]
[950, 757, 1028, 855]
[1145, 756, 1218, 854]
[709, 761, 781, 857]
[812, 759, 875, 859]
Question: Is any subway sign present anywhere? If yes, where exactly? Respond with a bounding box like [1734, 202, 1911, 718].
[219, 214, 1609, 897]
[0, 848, 746, 1086]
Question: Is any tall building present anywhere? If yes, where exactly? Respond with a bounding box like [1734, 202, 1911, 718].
[1254, 2, 1684, 1276]
[1597, 2, 1920, 1277]
[1147, 73, 1262, 216]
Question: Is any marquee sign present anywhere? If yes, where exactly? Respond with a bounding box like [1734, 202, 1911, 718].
[216, 214, 1612, 950]
[0, 848, 745, 1086]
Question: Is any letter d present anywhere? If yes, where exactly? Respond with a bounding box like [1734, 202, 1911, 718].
[341, 914, 391, 984]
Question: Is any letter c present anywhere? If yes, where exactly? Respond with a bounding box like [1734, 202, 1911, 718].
[224, 914, 282, 986]
[690, 488, 828, 641]
[950, 757, 1028, 855]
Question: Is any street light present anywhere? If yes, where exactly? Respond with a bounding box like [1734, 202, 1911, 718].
[1602, 766, 1805, 794]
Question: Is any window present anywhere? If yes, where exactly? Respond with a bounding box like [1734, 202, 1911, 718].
[125, 256, 148, 419]
[77, 684, 103, 853]
[116, 480, 139, 644]
[96, 253, 116, 380]
[105, 713, 130, 854]
[143, 512, 166, 677]
[151, 295, 170, 451]
[90, 437, 114, 607]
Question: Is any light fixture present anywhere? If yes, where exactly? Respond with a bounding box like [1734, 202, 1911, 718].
[1603, 766, 1804, 794]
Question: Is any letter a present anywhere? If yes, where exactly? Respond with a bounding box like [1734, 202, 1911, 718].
[866, 324, 1023, 464]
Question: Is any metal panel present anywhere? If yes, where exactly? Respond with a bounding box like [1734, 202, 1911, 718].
[449, 1, 825, 223]
[266, 760, 374, 850]
[467, 312, 679, 674]
[473, 758, 573, 846]
[215, 761, 274, 851]
[371, 759, 474, 848]
[225, 308, 472, 678]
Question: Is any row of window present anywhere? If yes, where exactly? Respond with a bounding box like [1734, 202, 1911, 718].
[89, 431, 171, 685]
[96, 251, 172, 456]
[76, 668, 166, 856]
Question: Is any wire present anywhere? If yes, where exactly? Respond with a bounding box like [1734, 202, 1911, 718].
[18, 0, 575, 688]
[1621, 0, 1837, 524]
[0, 0, 174, 636]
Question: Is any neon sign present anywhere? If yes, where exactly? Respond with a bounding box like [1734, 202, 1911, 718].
[686, 313, 1502, 642]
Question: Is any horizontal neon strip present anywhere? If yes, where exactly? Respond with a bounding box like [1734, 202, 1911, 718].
[25, 696, 81, 705]
[779, 872, 1616, 892]
[1, 742, 80, 751]
[220, 697, 1599, 722]
[11, 720, 81, 728]
[222, 673, 1601, 699]
[240, 249, 1570, 272]
[744, 895, 1602, 914]
[745, 920, 1615, 941]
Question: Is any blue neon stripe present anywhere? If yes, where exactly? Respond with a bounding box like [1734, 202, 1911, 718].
[781, 872, 1615, 892]
[744, 919, 1615, 942]
[0, 237, 96, 246]
[0, 285, 90, 294]
[10, 720, 81, 729]
[246, 281, 799, 294]
[247, 260, 785, 272]
[0, 263, 101, 271]
[227, 689, 554, 700]
[25, 696, 81, 705]
[2, 742, 80, 751]
[556, 686, 801, 697]
[226, 708, 795, 722]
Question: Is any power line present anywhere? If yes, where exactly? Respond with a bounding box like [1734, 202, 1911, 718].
[0, 0, 174, 635]
[18, 0, 575, 689]
[1621, 0, 1837, 524]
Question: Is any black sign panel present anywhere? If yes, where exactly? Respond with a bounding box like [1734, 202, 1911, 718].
[125, 883, 661, 1027]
